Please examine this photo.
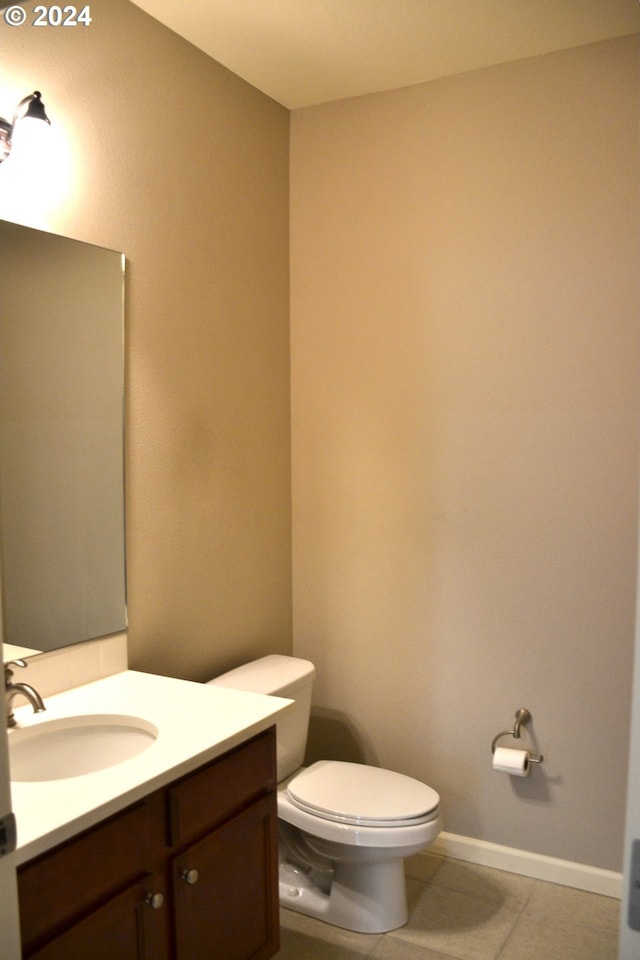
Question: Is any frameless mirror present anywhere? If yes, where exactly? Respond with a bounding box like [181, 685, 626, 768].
[0, 220, 126, 657]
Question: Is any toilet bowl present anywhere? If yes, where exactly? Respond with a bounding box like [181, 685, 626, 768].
[278, 760, 441, 932]
[208, 655, 442, 934]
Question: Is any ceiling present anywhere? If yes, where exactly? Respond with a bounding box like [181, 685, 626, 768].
[130, 0, 640, 109]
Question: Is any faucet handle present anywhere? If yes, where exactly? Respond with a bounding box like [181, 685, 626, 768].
[4, 659, 27, 687]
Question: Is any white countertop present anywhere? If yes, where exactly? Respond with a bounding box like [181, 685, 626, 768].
[9, 669, 292, 864]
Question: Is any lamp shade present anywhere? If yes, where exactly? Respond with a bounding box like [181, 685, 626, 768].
[21, 91, 51, 125]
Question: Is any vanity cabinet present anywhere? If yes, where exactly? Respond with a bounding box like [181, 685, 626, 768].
[17, 727, 279, 960]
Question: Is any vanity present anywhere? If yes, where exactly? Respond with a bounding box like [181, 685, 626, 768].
[9, 668, 291, 960]
[0, 220, 288, 957]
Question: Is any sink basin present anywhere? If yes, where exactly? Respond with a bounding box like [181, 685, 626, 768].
[9, 714, 158, 782]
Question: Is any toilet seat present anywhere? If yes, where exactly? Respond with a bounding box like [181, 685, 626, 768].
[287, 761, 440, 827]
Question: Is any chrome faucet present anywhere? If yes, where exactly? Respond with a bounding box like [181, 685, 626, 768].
[5, 659, 46, 728]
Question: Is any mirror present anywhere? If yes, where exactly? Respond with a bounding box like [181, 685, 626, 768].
[0, 220, 126, 657]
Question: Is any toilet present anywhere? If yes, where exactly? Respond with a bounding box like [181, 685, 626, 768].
[208, 655, 442, 934]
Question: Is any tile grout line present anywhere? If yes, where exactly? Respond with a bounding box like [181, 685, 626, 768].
[493, 879, 538, 960]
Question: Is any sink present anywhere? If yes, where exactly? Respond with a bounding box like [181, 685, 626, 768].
[9, 714, 158, 781]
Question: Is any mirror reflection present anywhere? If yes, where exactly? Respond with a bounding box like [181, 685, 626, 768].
[0, 221, 126, 657]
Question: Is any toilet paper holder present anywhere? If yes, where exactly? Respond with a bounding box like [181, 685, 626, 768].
[491, 708, 544, 763]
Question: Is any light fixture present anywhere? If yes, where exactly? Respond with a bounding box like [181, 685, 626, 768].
[0, 91, 51, 163]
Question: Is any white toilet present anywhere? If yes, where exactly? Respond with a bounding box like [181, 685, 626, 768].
[208, 655, 442, 934]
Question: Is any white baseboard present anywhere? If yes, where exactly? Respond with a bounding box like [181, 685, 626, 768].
[429, 831, 622, 900]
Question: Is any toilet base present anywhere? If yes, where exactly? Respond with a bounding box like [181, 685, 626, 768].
[279, 855, 408, 934]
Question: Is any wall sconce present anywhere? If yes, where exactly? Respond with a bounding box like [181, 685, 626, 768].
[0, 91, 51, 163]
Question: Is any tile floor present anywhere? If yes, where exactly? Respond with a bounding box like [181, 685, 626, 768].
[276, 854, 620, 960]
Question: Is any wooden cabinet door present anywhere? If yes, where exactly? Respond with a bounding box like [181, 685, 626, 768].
[172, 793, 279, 960]
[25, 876, 169, 960]
[18, 800, 155, 952]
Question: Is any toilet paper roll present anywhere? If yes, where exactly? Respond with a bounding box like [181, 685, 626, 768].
[492, 746, 530, 778]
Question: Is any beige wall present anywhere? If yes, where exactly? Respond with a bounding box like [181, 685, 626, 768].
[291, 36, 640, 871]
[0, 0, 292, 680]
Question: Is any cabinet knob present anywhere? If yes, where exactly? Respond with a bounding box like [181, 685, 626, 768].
[181, 868, 199, 885]
[145, 892, 164, 910]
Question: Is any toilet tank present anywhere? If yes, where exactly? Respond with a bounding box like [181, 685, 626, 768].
[208, 655, 315, 782]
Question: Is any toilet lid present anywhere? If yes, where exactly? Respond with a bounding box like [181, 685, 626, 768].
[287, 761, 440, 827]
